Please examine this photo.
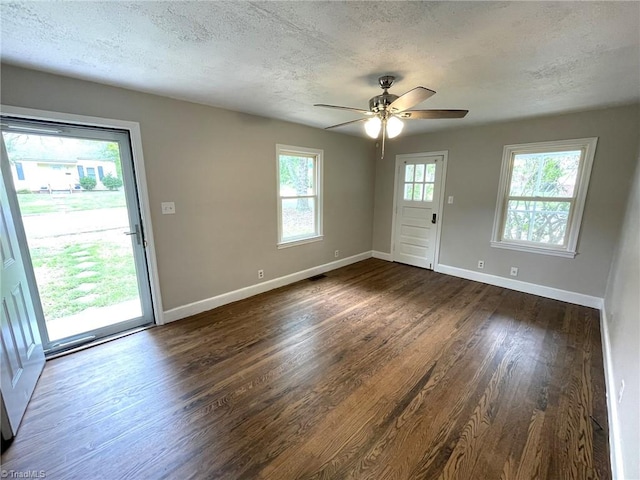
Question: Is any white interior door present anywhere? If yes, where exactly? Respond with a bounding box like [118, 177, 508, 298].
[392, 154, 445, 269]
[0, 141, 45, 439]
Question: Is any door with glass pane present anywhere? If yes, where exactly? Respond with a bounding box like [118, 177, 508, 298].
[1, 116, 154, 353]
[393, 154, 444, 269]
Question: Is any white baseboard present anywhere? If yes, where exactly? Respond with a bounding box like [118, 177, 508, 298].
[435, 264, 603, 309]
[600, 308, 624, 480]
[372, 250, 392, 261]
[163, 251, 373, 323]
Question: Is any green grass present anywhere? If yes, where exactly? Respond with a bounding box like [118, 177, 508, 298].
[31, 239, 139, 320]
[17, 191, 126, 215]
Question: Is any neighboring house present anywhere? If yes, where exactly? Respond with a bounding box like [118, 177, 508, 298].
[11, 158, 117, 192]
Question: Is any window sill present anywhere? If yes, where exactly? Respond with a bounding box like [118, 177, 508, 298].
[490, 241, 577, 258]
[278, 235, 324, 249]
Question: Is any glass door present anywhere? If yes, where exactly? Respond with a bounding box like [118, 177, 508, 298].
[1, 116, 154, 353]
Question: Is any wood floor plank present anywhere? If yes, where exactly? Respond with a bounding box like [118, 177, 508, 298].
[1, 259, 610, 479]
[342, 287, 517, 480]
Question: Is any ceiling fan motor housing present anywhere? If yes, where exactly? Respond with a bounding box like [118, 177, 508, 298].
[370, 75, 399, 113]
[369, 93, 399, 113]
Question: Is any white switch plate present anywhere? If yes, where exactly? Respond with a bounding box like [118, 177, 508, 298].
[161, 202, 176, 215]
[448, 196, 454, 204]
[510, 266, 519, 276]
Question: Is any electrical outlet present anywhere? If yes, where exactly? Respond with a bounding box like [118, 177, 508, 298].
[258, 269, 264, 280]
[510, 266, 519, 276]
[334, 250, 340, 258]
[477, 260, 484, 269]
[448, 196, 454, 204]
[619, 379, 625, 403]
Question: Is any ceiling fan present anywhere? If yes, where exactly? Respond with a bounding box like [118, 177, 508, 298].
[315, 75, 468, 158]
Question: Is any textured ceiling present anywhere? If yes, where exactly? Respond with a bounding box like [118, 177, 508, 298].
[1, 1, 639, 136]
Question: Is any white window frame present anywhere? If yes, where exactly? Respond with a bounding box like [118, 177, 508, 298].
[491, 137, 598, 258]
[276, 144, 323, 248]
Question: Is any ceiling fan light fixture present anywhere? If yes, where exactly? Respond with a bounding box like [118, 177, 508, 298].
[315, 76, 467, 159]
[386, 116, 404, 138]
[364, 116, 382, 138]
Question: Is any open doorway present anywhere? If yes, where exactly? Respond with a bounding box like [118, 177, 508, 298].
[1, 116, 155, 353]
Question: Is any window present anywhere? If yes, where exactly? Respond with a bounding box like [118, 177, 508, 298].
[15, 162, 25, 180]
[491, 138, 597, 258]
[277, 144, 323, 247]
[403, 162, 436, 202]
[77, 165, 85, 178]
[86, 167, 96, 179]
[98, 166, 104, 180]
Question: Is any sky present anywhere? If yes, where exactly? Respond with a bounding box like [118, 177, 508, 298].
[3, 132, 117, 162]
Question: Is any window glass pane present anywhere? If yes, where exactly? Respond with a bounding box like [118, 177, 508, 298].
[404, 184, 413, 201]
[279, 155, 314, 196]
[423, 183, 434, 202]
[510, 151, 581, 198]
[281, 198, 316, 240]
[404, 164, 414, 182]
[503, 200, 570, 245]
[425, 164, 436, 183]
[413, 183, 423, 201]
[414, 164, 425, 183]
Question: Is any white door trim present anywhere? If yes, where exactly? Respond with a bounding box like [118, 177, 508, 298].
[391, 150, 448, 269]
[0, 104, 165, 325]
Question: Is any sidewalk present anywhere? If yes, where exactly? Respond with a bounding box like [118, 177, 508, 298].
[22, 207, 129, 238]
[46, 299, 142, 341]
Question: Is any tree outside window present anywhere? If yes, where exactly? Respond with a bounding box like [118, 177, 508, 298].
[492, 138, 597, 258]
[277, 145, 323, 246]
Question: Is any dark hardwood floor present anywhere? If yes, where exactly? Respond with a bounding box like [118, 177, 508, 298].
[1, 259, 610, 479]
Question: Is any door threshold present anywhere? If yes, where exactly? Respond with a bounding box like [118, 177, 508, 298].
[45, 324, 156, 360]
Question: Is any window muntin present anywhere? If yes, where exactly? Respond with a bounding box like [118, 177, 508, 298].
[277, 145, 323, 247]
[492, 138, 597, 258]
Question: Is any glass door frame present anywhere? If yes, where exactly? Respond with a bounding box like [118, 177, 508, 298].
[0, 105, 165, 353]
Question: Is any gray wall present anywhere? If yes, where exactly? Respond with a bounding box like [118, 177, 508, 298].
[3, 63, 639, 478]
[373, 105, 640, 297]
[1, 64, 375, 311]
[604, 152, 639, 480]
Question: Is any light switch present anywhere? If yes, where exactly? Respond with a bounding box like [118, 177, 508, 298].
[161, 202, 176, 215]
[447, 196, 454, 204]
